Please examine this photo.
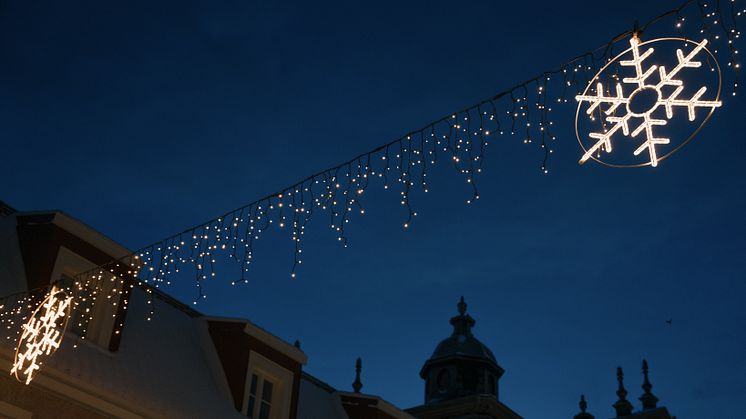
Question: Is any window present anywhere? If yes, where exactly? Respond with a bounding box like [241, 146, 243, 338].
[246, 374, 274, 419]
[259, 379, 273, 419]
[51, 247, 123, 349]
[487, 374, 496, 396]
[242, 351, 293, 419]
[59, 274, 85, 337]
[463, 368, 478, 391]
[437, 369, 450, 391]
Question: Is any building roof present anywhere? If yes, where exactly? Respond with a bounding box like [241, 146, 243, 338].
[1, 286, 245, 418]
[1, 207, 411, 418]
[428, 332, 498, 365]
[574, 362, 675, 419]
[0, 210, 283, 418]
[621, 407, 674, 419]
[421, 296, 502, 377]
[298, 373, 350, 419]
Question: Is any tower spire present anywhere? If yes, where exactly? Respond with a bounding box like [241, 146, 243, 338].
[639, 359, 659, 410]
[573, 394, 595, 419]
[352, 357, 363, 393]
[613, 367, 634, 417]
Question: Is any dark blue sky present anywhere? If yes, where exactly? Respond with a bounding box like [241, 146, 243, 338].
[2, 1, 745, 417]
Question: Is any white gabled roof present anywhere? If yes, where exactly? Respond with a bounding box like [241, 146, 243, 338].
[297, 374, 350, 419]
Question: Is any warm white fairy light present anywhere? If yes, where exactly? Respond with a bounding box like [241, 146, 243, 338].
[576, 36, 722, 167]
[10, 287, 72, 385]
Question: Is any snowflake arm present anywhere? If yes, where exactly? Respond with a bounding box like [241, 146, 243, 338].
[660, 85, 722, 120]
[621, 38, 657, 88]
[578, 114, 633, 164]
[576, 83, 627, 115]
[631, 114, 669, 167]
[656, 40, 708, 88]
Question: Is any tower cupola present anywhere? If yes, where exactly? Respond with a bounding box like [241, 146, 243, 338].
[420, 297, 504, 404]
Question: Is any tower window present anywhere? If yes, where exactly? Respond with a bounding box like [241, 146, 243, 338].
[437, 369, 450, 392]
[463, 368, 478, 391]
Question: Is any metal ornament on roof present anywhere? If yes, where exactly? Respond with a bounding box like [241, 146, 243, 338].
[575, 35, 723, 167]
[10, 286, 72, 385]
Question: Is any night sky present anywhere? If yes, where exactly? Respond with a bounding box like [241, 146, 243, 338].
[2, 1, 745, 418]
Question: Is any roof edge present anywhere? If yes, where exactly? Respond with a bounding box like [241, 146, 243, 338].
[420, 354, 504, 378]
[203, 315, 308, 365]
[16, 210, 131, 260]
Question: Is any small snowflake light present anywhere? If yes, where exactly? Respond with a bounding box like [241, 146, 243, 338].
[575, 36, 722, 167]
[10, 286, 72, 385]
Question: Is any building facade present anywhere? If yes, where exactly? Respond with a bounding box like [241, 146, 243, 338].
[0, 204, 410, 419]
[0, 202, 678, 418]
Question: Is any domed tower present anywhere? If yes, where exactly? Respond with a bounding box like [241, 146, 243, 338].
[406, 297, 522, 419]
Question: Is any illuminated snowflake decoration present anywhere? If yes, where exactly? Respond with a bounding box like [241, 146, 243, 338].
[11, 287, 72, 385]
[575, 37, 722, 167]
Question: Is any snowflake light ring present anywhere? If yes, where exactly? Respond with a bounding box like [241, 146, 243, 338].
[10, 286, 72, 385]
[575, 37, 722, 167]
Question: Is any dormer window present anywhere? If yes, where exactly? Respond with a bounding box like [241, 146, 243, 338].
[247, 373, 274, 419]
[13, 212, 132, 352]
[206, 319, 306, 417]
[241, 351, 293, 419]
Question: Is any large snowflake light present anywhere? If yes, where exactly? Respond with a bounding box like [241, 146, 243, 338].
[10, 286, 72, 385]
[575, 36, 722, 167]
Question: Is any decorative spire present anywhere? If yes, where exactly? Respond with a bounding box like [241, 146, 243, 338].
[613, 367, 633, 417]
[639, 359, 659, 410]
[352, 357, 363, 393]
[573, 394, 595, 419]
[450, 296, 475, 336]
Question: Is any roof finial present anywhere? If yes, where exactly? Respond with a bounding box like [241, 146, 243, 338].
[458, 296, 467, 315]
[450, 296, 475, 336]
[352, 357, 363, 393]
[574, 394, 595, 419]
[613, 367, 633, 417]
[639, 359, 659, 410]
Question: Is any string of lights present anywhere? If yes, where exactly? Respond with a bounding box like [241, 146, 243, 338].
[1, 0, 743, 354]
